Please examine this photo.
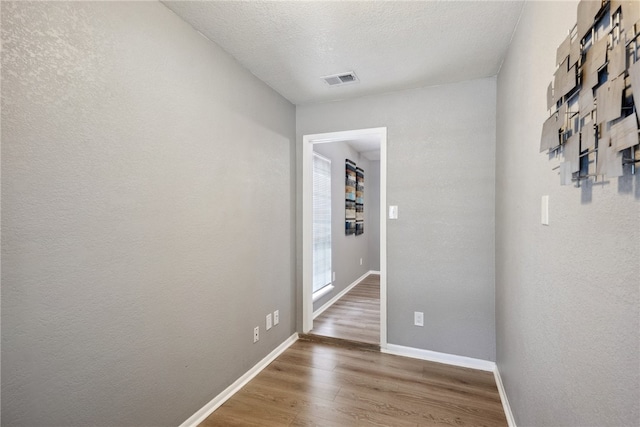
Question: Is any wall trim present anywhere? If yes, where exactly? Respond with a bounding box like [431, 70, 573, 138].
[494, 366, 517, 427]
[178, 333, 299, 427]
[313, 270, 375, 319]
[382, 343, 496, 372]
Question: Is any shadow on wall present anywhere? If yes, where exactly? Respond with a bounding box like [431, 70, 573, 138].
[579, 165, 639, 204]
[616, 164, 640, 199]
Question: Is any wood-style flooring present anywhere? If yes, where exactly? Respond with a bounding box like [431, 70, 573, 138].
[199, 339, 508, 426]
[311, 274, 380, 345]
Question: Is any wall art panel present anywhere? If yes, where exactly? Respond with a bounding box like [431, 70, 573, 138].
[345, 159, 364, 236]
[542, 0, 640, 186]
[356, 166, 364, 235]
[345, 159, 356, 235]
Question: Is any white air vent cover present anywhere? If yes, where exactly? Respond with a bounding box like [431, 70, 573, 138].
[321, 71, 359, 86]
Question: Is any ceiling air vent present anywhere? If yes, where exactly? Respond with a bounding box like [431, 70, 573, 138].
[321, 71, 359, 86]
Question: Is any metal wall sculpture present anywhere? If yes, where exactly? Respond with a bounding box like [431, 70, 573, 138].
[541, 0, 640, 185]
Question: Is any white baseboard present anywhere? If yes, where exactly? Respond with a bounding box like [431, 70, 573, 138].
[313, 270, 376, 319]
[494, 366, 517, 427]
[178, 333, 299, 427]
[383, 344, 515, 424]
[382, 343, 496, 372]
[369, 270, 381, 275]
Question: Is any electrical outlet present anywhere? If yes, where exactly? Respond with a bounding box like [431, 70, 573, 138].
[273, 310, 279, 326]
[414, 311, 424, 327]
[266, 313, 272, 330]
[253, 326, 259, 343]
[332, 272, 335, 282]
[360, 258, 363, 265]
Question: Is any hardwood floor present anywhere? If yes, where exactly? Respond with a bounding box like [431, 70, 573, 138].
[199, 339, 508, 426]
[198, 276, 507, 426]
[311, 274, 380, 345]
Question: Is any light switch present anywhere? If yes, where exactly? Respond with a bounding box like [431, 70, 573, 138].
[541, 195, 549, 225]
[389, 205, 398, 219]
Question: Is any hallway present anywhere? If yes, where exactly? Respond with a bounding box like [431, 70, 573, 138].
[199, 338, 507, 426]
[311, 274, 380, 345]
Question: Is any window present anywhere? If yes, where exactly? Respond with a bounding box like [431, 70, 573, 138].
[312, 152, 332, 295]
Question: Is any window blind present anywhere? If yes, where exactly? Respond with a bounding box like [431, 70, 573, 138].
[312, 153, 332, 293]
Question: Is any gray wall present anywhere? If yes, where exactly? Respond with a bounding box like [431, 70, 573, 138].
[1, 2, 296, 426]
[312, 143, 374, 312]
[297, 77, 497, 361]
[495, 1, 640, 426]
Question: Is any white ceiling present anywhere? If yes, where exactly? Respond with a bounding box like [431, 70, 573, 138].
[163, 0, 525, 106]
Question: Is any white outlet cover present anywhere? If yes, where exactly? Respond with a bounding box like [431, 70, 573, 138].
[414, 311, 424, 327]
[266, 313, 272, 330]
[273, 310, 279, 325]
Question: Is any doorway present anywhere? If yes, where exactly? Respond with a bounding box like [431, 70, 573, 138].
[302, 127, 387, 348]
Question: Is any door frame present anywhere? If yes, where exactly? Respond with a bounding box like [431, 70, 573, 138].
[302, 127, 387, 348]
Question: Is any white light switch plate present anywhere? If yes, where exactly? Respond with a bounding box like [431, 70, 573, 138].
[389, 205, 398, 219]
[541, 195, 549, 225]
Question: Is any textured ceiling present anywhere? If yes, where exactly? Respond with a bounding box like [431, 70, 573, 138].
[163, 1, 524, 105]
